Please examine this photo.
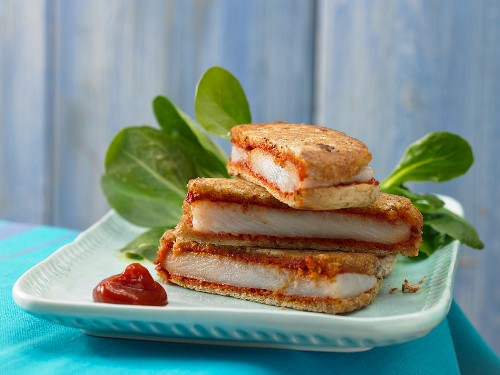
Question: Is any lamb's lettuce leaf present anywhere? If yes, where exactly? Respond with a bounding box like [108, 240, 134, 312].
[119, 227, 168, 261]
[102, 126, 197, 227]
[194, 66, 251, 139]
[381, 132, 484, 255]
[153, 95, 228, 176]
[381, 132, 474, 189]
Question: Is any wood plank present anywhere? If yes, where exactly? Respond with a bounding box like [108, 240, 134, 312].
[315, 0, 500, 352]
[50, 0, 173, 229]
[50, 0, 316, 229]
[0, 0, 48, 224]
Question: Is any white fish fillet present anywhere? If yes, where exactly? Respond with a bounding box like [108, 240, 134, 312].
[248, 149, 299, 192]
[191, 200, 410, 244]
[166, 251, 377, 299]
[231, 146, 373, 191]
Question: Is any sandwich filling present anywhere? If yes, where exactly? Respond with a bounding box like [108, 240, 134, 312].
[163, 248, 377, 299]
[156, 231, 384, 309]
[190, 200, 410, 245]
[231, 146, 374, 192]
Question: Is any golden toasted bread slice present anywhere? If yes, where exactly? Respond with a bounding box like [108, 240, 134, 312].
[155, 231, 384, 314]
[228, 122, 380, 209]
[179, 178, 423, 257]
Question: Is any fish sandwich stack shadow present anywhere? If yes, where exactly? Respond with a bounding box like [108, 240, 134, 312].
[155, 123, 423, 314]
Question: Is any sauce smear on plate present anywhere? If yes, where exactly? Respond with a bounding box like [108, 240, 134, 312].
[93, 263, 167, 306]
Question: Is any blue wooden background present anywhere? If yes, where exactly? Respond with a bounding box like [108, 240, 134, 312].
[1, 0, 498, 352]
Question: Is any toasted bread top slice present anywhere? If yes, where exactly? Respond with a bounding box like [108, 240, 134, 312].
[229, 122, 372, 184]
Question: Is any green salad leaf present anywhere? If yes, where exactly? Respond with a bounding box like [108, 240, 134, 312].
[102, 126, 199, 227]
[153, 95, 228, 176]
[419, 226, 454, 258]
[101, 174, 183, 228]
[119, 227, 168, 261]
[424, 209, 484, 249]
[102, 66, 484, 261]
[381, 132, 474, 189]
[380, 185, 445, 212]
[194, 66, 252, 139]
[380, 131, 484, 256]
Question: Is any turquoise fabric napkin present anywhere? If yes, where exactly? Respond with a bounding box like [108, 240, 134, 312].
[1, 221, 498, 374]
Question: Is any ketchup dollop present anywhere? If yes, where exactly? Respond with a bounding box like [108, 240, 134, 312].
[92, 263, 167, 306]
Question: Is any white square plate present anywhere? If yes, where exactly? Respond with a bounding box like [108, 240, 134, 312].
[13, 197, 461, 352]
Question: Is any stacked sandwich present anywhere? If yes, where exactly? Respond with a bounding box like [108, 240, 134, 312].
[155, 123, 423, 314]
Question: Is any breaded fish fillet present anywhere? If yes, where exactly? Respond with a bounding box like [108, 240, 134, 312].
[228, 122, 380, 210]
[155, 231, 385, 314]
[178, 178, 423, 256]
